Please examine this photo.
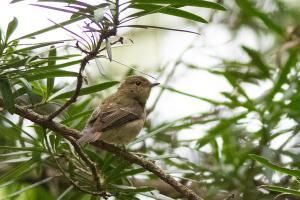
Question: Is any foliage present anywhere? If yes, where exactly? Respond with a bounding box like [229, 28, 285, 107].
[1, 0, 300, 200]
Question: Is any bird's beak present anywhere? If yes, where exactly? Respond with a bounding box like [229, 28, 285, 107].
[151, 83, 160, 87]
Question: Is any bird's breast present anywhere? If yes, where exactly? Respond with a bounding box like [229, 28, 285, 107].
[101, 118, 144, 145]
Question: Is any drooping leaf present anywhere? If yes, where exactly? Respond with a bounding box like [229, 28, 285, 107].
[24, 70, 78, 82]
[0, 77, 15, 113]
[129, 4, 207, 23]
[197, 113, 247, 148]
[129, 123, 175, 146]
[261, 185, 300, 197]
[267, 50, 298, 101]
[235, 0, 284, 35]
[106, 39, 112, 61]
[13, 40, 70, 54]
[242, 46, 270, 78]
[57, 186, 74, 200]
[46, 45, 57, 99]
[0, 177, 54, 200]
[51, 81, 119, 100]
[131, 0, 226, 11]
[5, 17, 18, 42]
[0, 159, 38, 184]
[250, 154, 300, 178]
[119, 24, 200, 35]
[163, 85, 220, 105]
[0, 146, 45, 152]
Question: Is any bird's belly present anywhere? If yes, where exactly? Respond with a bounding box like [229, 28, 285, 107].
[101, 119, 144, 145]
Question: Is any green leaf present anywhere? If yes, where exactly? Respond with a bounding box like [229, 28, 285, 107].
[0, 77, 15, 113]
[57, 186, 73, 200]
[242, 46, 270, 78]
[163, 85, 220, 105]
[0, 159, 38, 184]
[119, 24, 200, 35]
[142, 191, 175, 200]
[0, 56, 39, 70]
[61, 109, 92, 124]
[108, 184, 154, 193]
[0, 177, 54, 200]
[0, 146, 45, 152]
[197, 113, 247, 148]
[46, 46, 57, 99]
[106, 39, 112, 61]
[10, 0, 24, 3]
[24, 70, 78, 82]
[235, 0, 284, 35]
[0, 115, 35, 141]
[131, 0, 226, 11]
[261, 185, 300, 197]
[129, 4, 207, 23]
[250, 154, 300, 179]
[18, 59, 82, 76]
[5, 17, 18, 42]
[129, 123, 175, 146]
[51, 81, 119, 100]
[13, 40, 70, 54]
[267, 50, 298, 101]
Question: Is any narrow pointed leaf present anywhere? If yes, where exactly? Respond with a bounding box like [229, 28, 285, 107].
[106, 39, 112, 61]
[131, 0, 226, 11]
[0, 177, 54, 200]
[0, 159, 38, 184]
[261, 185, 300, 197]
[0, 77, 15, 113]
[119, 24, 200, 35]
[5, 17, 18, 42]
[46, 46, 57, 99]
[130, 4, 207, 23]
[242, 46, 270, 78]
[250, 154, 300, 178]
[52, 81, 119, 99]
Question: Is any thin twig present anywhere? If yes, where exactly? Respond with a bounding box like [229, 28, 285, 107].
[68, 137, 102, 193]
[43, 128, 108, 197]
[47, 25, 117, 121]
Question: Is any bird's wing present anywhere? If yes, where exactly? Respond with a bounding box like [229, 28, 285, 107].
[77, 106, 143, 145]
[99, 106, 143, 131]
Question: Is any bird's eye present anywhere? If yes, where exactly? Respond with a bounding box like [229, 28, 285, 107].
[135, 81, 141, 86]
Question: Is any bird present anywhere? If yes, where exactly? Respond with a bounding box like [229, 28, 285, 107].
[76, 75, 159, 145]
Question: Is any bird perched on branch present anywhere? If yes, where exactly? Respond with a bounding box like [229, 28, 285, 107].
[77, 75, 159, 145]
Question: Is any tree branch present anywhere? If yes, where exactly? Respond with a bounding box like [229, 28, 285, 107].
[68, 137, 102, 193]
[47, 28, 117, 121]
[47, 47, 98, 121]
[1, 100, 203, 200]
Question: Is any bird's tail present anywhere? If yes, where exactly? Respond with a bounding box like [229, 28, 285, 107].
[76, 129, 102, 145]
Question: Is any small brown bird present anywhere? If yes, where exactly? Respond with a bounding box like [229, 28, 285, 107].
[77, 76, 159, 145]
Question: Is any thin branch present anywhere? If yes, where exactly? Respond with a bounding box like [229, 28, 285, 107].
[2, 100, 203, 200]
[43, 127, 108, 197]
[68, 136, 102, 193]
[47, 54, 88, 120]
[47, 27, 117, 121]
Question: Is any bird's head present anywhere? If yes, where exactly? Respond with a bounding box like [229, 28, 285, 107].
[118, 76, 159, 105]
